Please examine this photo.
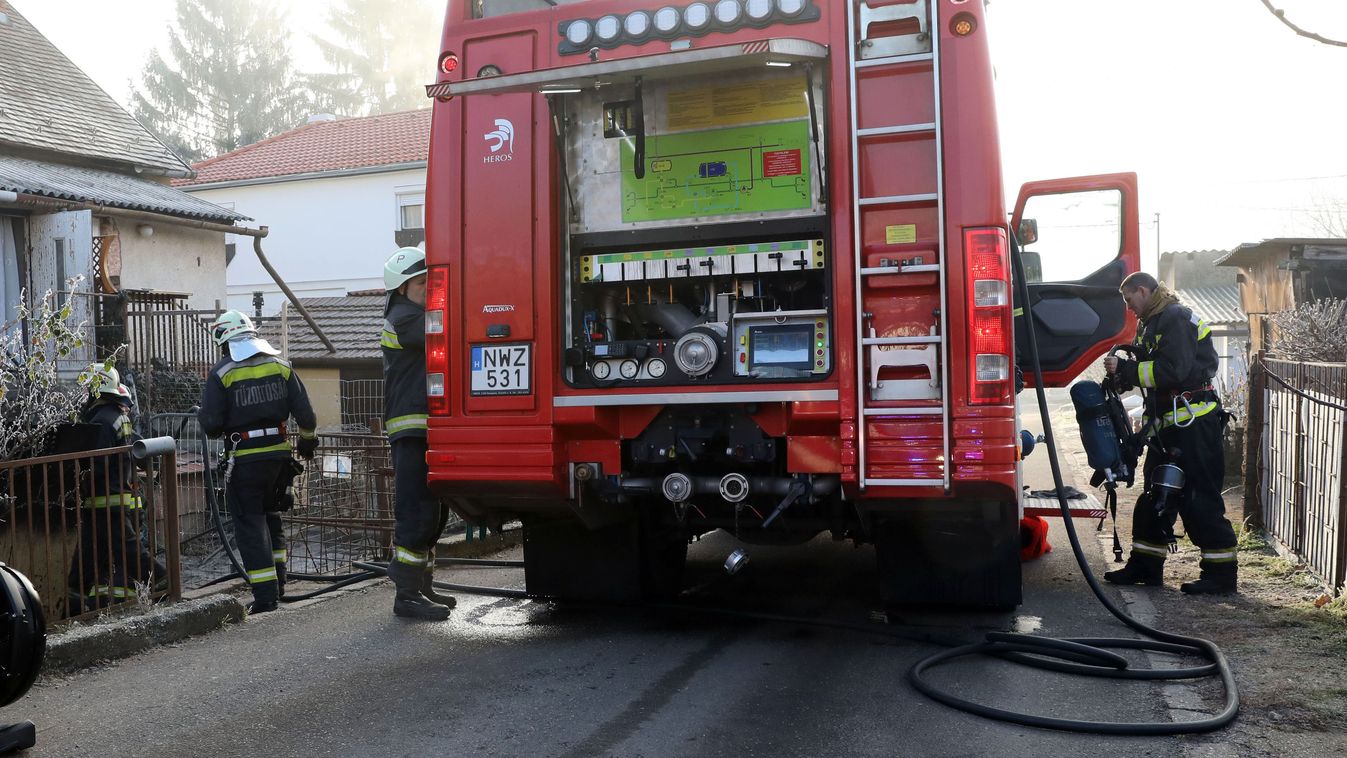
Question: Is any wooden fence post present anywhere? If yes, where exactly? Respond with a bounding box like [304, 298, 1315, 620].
[1244, 352, 1265, 529]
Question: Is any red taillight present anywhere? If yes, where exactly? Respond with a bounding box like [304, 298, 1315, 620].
[426, 266, 449, 415]
[439, 52, 459, 75]
[964, 227, 1012, 405]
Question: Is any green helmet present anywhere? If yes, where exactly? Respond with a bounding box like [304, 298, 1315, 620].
[209, 310, 256, 347]
[383, 247, 427, 291]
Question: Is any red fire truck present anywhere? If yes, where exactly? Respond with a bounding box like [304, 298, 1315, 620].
[423, 0, 1139, 607]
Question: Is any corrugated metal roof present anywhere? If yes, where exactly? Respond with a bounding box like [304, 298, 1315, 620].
[260, 295, 385, 363]
[0, 154, 247, 222]
[0, 1, 190, 175]
[1174, 286, 1245, 327]
[174, 110, 430, 188]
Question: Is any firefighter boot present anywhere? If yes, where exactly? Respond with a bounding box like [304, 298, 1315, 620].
[1103, 553, 1165, 586]
[1180, 559, 1237, 595]
[420, 568, 457, 609]
[394, 588, 451, 620]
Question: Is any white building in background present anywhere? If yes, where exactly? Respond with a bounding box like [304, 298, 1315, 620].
[175, 109, 431, 315]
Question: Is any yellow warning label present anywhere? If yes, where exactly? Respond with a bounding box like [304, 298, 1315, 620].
[650, 159, 672, 172]
[666, 76, 809, 132]
[885, 224, 917, 244]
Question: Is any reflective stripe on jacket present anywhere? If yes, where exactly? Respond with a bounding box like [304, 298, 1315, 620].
[198, 354, 318, 461]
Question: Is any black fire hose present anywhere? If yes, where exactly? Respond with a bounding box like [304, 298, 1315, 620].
[353, 561, 529, 599]
[905, 232, 1239, 734]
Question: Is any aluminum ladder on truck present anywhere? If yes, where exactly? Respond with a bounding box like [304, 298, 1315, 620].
[846, 0, 951, 490]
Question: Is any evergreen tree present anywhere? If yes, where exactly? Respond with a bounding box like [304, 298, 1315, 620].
[133, 0, 308, 161]
[308, 0, 440, 117]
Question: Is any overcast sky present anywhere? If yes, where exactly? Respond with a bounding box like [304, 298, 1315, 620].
[13, 0, 1347, 267]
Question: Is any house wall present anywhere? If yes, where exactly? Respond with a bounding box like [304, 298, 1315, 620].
[27, 209, 94, 373]
[184, 168, 425, 314]
[113, 219, 227, 311]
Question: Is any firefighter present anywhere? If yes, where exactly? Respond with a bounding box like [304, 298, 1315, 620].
[198, 310, 318, 614]
[67, 364, 166, 613]
[1103, 272, 1238, 594]
[381, 247, 456, 620]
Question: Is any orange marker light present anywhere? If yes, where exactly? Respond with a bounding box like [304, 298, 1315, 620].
[951, 13, 977, 37]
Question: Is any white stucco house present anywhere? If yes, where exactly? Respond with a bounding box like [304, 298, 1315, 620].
[0, 1, 245, 378]
[174, 110, 430, 315]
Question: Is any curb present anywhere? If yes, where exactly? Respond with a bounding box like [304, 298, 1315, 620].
[43, 593, 246, 674]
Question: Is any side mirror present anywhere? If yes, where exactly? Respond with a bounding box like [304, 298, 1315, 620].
[1017, 218, 1039, 246]
[1020, 250, 1043, 283]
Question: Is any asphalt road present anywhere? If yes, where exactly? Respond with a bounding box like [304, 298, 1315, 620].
[15, 392, 1206, 757]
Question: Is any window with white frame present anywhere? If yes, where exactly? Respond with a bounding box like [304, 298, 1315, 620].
[396, 191, 425, 232]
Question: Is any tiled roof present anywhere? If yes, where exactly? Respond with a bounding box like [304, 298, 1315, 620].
[174, 110, 431, 188]
[1174, 285, 1245, 327]
[0, 2, 190, 175]
[260, 295, 385, 363]
[0, 154, 246, 222]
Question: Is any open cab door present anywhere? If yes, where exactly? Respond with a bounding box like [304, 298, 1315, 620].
[1011, 173, 1140, 386]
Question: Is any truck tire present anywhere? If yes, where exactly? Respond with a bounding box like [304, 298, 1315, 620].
[873, 500, 1021, 610]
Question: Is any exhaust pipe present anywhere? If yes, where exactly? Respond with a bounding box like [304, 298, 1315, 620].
[719, 473, 749, 503]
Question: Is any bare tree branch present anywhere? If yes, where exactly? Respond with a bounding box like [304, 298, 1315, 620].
[1259, 0, 1347, 47]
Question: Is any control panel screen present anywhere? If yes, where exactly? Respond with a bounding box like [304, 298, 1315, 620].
[749, 325, 814, 371]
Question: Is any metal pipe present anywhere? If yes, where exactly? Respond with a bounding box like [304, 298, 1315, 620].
[252, 234, 336, 354]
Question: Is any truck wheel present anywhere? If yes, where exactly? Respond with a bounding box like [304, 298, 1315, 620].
[873, 500, 1021, 610]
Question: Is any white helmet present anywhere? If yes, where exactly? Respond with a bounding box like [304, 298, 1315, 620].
[78, 363, 131, 400]
[210, 310, 256, 347]
[383, 247, 427, 291]
[210, 309, 279, 361]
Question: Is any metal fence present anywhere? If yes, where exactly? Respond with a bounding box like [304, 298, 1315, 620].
[1258, 358, 1347, 593]
[0, 440, 182, 622]
[152, 413, 435, 590]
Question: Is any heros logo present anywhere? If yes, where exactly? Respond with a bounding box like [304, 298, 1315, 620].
[483, 118, 515, 164]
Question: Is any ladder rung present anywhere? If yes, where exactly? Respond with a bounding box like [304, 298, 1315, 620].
[860, 264, 941, 276]
[856, 123, 936, 138]
[863, 336, 941, 346]
[855, 52, 934, 69]
[859, 193, 938, 206]
[863, 407, 942, 416]
[863, 478, 944, 487]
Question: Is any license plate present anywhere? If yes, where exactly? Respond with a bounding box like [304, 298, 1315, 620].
[470, 343, 530, 395]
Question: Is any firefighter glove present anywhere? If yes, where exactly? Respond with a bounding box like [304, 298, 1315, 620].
[297, 435, 318, 460]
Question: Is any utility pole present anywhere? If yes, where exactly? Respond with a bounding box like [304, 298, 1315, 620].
[1154, 212, 1161, 273]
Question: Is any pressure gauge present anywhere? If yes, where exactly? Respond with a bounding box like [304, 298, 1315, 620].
[619, 359, 640, 379]
[591, 361, 612, 380]
[646, 358, 667, 379]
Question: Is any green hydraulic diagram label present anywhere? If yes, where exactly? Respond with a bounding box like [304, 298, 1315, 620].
[620, 120, 813, 224]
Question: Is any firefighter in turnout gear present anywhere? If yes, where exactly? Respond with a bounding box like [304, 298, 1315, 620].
[198, 310, 318, 614]
[1103, 272, 1238, 594]
[382, 247, 456, 620]
[68, 364, 166, 613]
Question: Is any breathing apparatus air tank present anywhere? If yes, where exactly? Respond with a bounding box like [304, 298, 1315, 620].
[1070, 380, 1125, 483]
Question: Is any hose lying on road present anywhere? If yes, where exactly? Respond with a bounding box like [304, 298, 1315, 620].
[902, 233, 1238, 735]
[353, 561, 529, 599]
